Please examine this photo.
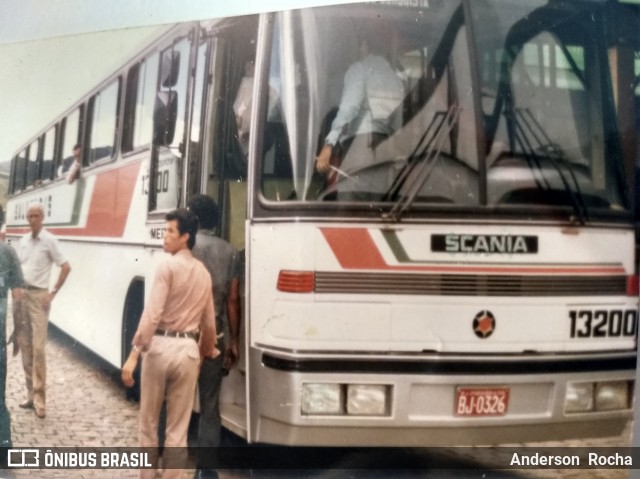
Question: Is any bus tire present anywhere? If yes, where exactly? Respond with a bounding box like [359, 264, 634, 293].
[122, 279, 145, 401]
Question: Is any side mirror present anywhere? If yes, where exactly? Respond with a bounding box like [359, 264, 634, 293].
[153, 91, 178, 146]
[160, 50, 180, 88]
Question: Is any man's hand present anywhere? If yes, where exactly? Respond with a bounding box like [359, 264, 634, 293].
[315, 144, 333, 174]
[200, 346, 221, 366]
[41, 292, 55, 311]
[223, 340, 239, 370]
[9, 295, 24, 356]
[121, 351, 139, 388]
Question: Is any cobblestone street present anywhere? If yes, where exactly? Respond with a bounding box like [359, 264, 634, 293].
[3, 323, 634, 479]
[6, 327, 140, 479]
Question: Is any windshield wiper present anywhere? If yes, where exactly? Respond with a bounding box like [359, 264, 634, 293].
[383, 105, 461, 221]
[512, 107, 588, 224]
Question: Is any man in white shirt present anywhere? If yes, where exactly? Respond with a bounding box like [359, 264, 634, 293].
[15, 203, 71, 419]
[315, 32, 405, 199]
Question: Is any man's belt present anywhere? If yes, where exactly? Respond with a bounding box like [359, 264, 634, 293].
[155, 329, 199, 341]
[24, 284, 46, 291]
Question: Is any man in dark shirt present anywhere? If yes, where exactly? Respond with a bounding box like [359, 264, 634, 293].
[1, 236, 25, 447]
[187, 194, 241, 479]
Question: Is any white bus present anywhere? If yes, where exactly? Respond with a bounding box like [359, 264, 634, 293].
[6, 0, 639, 446]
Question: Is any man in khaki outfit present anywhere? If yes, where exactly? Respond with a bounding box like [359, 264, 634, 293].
[121, 208, 218, 479]
[15, 203, 71, 419]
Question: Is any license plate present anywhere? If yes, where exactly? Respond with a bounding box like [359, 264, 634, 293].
[455, 387, 509, 417]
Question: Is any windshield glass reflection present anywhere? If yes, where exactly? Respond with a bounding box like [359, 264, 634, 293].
[257, 0, 628, 219]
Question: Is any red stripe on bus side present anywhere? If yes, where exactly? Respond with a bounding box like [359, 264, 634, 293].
[61, 162, 141, 237]
[319, 227, 626, 275]
[10, 162, 141, 238]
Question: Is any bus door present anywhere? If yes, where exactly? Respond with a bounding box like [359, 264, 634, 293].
[184, 24, 250, 248]
[185, 17, 259, 428]
[189, 16, 259, 253]
[187, 17, 258, 392]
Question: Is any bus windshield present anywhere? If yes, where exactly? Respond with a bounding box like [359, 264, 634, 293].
[258, 0, 629, 220]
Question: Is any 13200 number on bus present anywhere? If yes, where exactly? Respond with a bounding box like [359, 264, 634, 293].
[569, 310, 637, 338]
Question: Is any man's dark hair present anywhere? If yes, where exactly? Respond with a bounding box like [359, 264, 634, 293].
[165, 208, 198, 249]
[187, 194, 219, 230]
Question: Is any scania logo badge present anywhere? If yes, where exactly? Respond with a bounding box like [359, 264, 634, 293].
[473, 310, 495, 338]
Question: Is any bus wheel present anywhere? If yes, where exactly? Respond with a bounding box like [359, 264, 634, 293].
[122, 279, 144, 401]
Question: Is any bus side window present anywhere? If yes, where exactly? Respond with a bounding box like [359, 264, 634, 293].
[122, 63, 140, 153]
[123, 53, 160, 153]
[41, 126, 57, 183]
[87, 79, 120, 164]
[26, 138, 40, 188]
[58, 107, 83, 178]
[11, 147, 28, 193]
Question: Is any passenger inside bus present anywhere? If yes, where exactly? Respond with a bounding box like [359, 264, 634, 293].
[233, 60, 255, 157]
[219, 47, 259, 182]
[231, 57, 282, 179]
[57, 144, 79, 180]
[66, 144, 82, 184]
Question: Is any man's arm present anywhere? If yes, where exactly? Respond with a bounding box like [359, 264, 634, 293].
[131, 261, 171, 351]
[66, 161, 81, 184]
[43, 261, 70, 309]
[316, 63, 365, 174]
[121, 260, 170, 388]
[49, 261, 70, 296]
[8, 287, 24, 357]
[224, 277, 241, 369]
[121, 348, 140, 388]
[8, 246, 25, 356]
[199, 293, 219, 362]
[324, 62, 366, 147]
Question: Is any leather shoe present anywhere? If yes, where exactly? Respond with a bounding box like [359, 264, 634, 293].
[35, 408, 45, 419]
[19, 399, 33, 409]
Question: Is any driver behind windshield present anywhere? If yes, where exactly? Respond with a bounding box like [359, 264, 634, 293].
[315, 25, 405, 201]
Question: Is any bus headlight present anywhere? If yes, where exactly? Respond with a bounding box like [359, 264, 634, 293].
[301, 383, 343, 415]
[347, 384, 389, 416]
[595, 381, 630, 411]
[565, 381, 631, 414]
[564, 382, 594, 413]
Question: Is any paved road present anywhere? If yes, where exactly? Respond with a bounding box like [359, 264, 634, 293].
[3, 321, 633, 479]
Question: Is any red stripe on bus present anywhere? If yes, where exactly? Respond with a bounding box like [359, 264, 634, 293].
[320, 227, 626, 275]
[9, 162, 141, 238]
[320, 227, 388, 269]
[62, 162, 141, 236]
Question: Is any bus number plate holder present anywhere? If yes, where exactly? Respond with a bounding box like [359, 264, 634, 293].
[455, 387, 509, 417]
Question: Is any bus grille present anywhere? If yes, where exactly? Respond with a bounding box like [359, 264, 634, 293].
[313, 272, 626, 296]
